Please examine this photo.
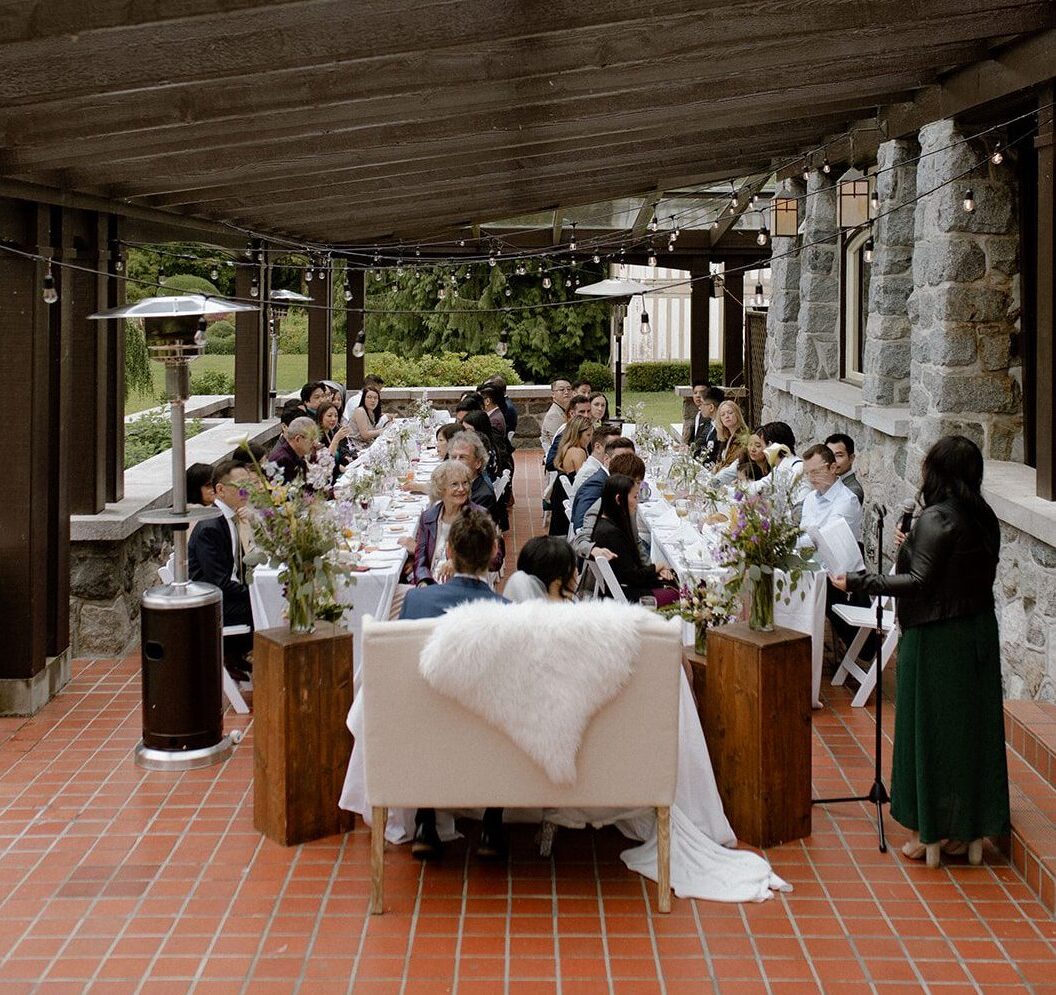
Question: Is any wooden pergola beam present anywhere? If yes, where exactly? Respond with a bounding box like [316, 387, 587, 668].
[708, 174, 772, 248]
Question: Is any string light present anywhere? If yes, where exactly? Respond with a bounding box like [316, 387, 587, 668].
[249, 274, 259, 298]
[640, 311, 651, 336]
[114, 257, 124, 273]
[488, 251, 497, 267]
[516, 262, 526, 276]
[196, 316, 207, 345]
[209, 265, 219, 280]
[863, 236, 874, 263]
[438, 285, 447, 300]
[648, 216, 658, 233]
[756, 223, 769, 246]
[569, 223, 577, 251]
[495, 329, 509, 357]
[753, 283, 765, 307]
[351, 329, 366, 358]
[991, 143, 1004, 165]
[647, 248, 658, 267]
[42, 259, 58, 304]
[542, 272, 552, 289]
[305, 265, 314, 282]
[822, 157, 831, 174]
[963, 188, 975, 212]
[802, 162, 811, 181]
[343, 275, 352, 302]
[592, 253, 600, 264]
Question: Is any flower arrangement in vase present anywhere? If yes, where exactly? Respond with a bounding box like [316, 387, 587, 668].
[661, 570, 739, 654]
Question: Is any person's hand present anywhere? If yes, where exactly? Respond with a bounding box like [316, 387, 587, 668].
[590, 547, 617, 561]
[893, 525, 907, 548]
[397, 536, 416, 553]
[235, 506, 253, 523]
[830, 573, 848, 592]
[435, 561, 454, 583]
[657, 566, 675, 582]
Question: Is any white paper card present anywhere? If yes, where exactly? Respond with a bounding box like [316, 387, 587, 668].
[809, 517, 865, 574]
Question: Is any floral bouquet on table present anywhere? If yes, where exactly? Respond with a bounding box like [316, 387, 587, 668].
[660, 570, 738, 655]
[411, 393, 435, 429]
[715, 478, 816, 632]
[241, 450, 347, 634]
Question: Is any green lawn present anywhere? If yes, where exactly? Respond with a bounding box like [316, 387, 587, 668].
[126, 356, 686, 429]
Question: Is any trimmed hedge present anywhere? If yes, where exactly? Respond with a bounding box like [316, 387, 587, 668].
[577, 360, 614, 392]
[190, 370, 236, 394]
[624, 360, 725, 391]
[204, 319, 236, 355]
[365, 352, 522, 388]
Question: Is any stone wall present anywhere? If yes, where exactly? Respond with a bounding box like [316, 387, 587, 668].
[795, 173, 839, 380]
[765, 179, 804, 373]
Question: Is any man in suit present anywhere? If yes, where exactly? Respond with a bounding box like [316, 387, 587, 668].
[540, 377, 572, 451]
[570, 435, 634, 531]
[266, 416, 316, 483]
[188, 459, 256, 679]
[825, 433, 864, 505]
[400, 509, 509, 860]
[685, 384, 725, 463]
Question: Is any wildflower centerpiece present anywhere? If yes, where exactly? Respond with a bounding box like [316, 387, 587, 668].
[716, 480, 816, 632]
[663, 570, 739, 654]
[242, 448, 347, 634]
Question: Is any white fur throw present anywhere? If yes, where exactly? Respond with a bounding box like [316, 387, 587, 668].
[418, 600, 649, 785]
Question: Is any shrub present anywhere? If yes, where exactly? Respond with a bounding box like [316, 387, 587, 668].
[278, 310, 309, 353]
[577, 360, 613, 392]
[415, 352, 465, 386]
[625, 361, 691, 392]
[125, 410, 205, 469]
[204, 319, 236, 355]
[365, 352, 520, 387]
[160, 274, 221, 296]
[709, 361, 725, 385]
[190, 370, 236, 395]
[460, 354, 522, 387]
[366, 352, 421, 387]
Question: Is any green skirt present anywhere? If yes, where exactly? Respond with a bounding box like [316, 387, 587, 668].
[891, 610, 1010, 844]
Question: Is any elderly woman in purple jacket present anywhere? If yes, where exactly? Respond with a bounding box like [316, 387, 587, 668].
[411, 460, 505, 587]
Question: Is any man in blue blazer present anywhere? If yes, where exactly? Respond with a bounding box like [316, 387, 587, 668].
[570, 435, 635, 532]
[399, 509, 508, 860]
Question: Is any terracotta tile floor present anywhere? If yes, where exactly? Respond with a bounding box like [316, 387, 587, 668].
[1, 452, 1054, 994]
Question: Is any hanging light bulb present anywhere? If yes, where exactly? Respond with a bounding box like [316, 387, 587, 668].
[592, 253, 601, 264]
[438, 285, 447, 300]
[244, 242, 254, 259]
[991, 144, 1004, 165]
[157, 262, 166, 281]
[574, 274, 580, 286]
[372, 252, 381, 265]
[753, 282, 765, 307]
[516, 262, 526, 276]
[542, 272, 552, 289]
[648, 249, 658, 267]
[505, 286, 512, 297]
[343, 277, 352, 302]
[488, 251, 497, 267]
[710, 220, 719, 231]
[250, 274, 259, 298]
[415, 246, 421, 257]
[870, 188, 880, 215]
[114, 257, 124, 273]
[41, 259, 58, 304]
[750, 193, 759, 208]
[963, 188, 975, 212]
[667, 241, 675, 252]
[305, 265, 314, 282]
[495, 329, 509, 357]
[451, 286, 459, 299]
[352, 330, 366, 358]
[450, 272, 458, 285]
[648, 216, 658, 233]
[729, 189, 739, 209]
[569, 224, 577, 251]
[802, 162, 811, 181]
[458, 238, 466, 247]
[640, 311, 651, 336]
[195, 316, 208, 346]
[756, 224, 769, 246]
[822, 157, 831, 175]
[863, 236, 875, 263]
[209, 265, 219, 281]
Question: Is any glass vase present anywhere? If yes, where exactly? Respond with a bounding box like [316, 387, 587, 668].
[286, 560, 317, 635]
[694, 622, 707, 656]
[748, 570, 775, 632]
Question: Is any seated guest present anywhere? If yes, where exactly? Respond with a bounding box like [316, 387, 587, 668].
[570, 424, 622, 498]
[342, 374, 384, 423]
[435, 421, 461, 459]
[736, 432, 770, 482]
[448, 431, 502, 527]
[540, 377, 572, 450]
[231, 441, 269, 468]
[348, 383, 387, 447]
[479, 385, 507, 435]
[463, 409, 513, 530]
[295, 381, 327, 419]
[571, 436, 635, 532]
[186, 462, 215, 506]
[461, 410, 501, 481]
[825, 433, 864, 505]
[753, 421, 810, 508]
[545, 393, 594, 471]
[801, 444, 863, 543]
[589, 391, 610, 424]
[316, 401, 356, 474]
[686, 384, 724, 462]
[572, 450, 646, 561]
[481, 375, 517, 435]
[709, 400, 750, 484]
[573, 378, 592, 396]
[267, 416, 316, 483]
[399, 509, 509, 860]
[412, 461, 505, 586]
[592, 474, 677, 604]
[279, 399, 305, 436]
[550, 416, 594, 536]
[188, 459, 256, 679]
[504, 536, 579, 603]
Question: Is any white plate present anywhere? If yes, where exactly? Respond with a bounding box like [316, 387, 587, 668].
[378, 540, 402, 551]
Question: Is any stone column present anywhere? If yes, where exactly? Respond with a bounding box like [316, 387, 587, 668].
[765, 180, 803, 373]
[862, 138, 918, 405]
[795, 171, 839, 380]
[907, 119, 1022, 474]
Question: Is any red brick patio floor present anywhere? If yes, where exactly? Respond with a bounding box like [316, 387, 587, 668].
[0, 452, 1053, 994]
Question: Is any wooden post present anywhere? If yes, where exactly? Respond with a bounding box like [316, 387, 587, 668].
[689, 256, 711, 385]
[252, 624, 355, 846]
[234, 243, 269, 422]
[307, 262, 332, 382]
[723, 268, 745, 388]
[656, 805, 671, 913]
[702, 622, 812, 848]
[1036, 85, 1055, 499]
[105, 214, 125, 502]
[346, 268, 366, 389]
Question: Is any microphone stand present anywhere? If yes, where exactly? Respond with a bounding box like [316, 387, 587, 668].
[813, 503, 889, 853]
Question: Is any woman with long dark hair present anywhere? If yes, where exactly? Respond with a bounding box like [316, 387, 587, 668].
[348, 384, 386, 447]
[315, 401, 356, 473]
[832, 435, 1009, 867]
[591, 474, 677, 604]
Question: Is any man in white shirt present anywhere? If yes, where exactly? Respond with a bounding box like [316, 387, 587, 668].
[800, 444, 863, 543]
[540, 377, 572, 451]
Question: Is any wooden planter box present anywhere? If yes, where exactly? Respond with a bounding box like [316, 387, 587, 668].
[253, 623, 355, 845]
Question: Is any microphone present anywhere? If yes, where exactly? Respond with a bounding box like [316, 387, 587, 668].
[899, 499, 915, 535]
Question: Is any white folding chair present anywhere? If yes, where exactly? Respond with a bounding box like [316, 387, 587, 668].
[493, 468, 511, 501]
[589, 557, 628, 603]
[830, 567, 898, 707]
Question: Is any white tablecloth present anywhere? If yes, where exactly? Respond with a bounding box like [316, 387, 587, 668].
[640, 486, 827, 709]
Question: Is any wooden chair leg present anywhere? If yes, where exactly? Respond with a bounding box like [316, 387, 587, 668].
[656, 806, 671, 913]
[370, 807, 387, 914]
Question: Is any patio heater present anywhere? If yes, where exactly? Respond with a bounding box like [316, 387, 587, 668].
[268, 289, 312, 414]
[575, 276, 651, 418]
[89, 294, 259, 771]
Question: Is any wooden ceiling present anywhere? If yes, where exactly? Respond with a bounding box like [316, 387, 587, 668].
[0, 0, 1052, 245]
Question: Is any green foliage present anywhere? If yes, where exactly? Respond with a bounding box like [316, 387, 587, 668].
[577, 360, 614, 392]
[709, 361, 725, 385]
[364, 351, 520, 387]
[203, 319, 236, 355]
[125, 245, 236, 303]
[625, 361, 691, 392]
[189, 370, 236, 395]
[364, 261, 611, 381]
[124, 321, 154, 401]
[160, 273, 221, 296]
[278, 310, 309, 352]
[124, 410, 205, 469]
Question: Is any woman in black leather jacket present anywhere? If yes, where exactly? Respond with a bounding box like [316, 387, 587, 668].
[832, 435, 1009, 868]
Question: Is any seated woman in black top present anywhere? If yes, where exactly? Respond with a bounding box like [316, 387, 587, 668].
[591, 473, 678, 605]
[316, 401, 356, 475]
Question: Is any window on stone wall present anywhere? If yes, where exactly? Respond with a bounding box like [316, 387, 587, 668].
[840, 228, 872, 384]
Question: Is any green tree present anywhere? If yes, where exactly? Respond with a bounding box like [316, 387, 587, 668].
[364, 261, 611, 381]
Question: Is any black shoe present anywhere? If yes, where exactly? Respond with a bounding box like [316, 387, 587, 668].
[477, 825, 507, 861]
[411, 821, 443, 861]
